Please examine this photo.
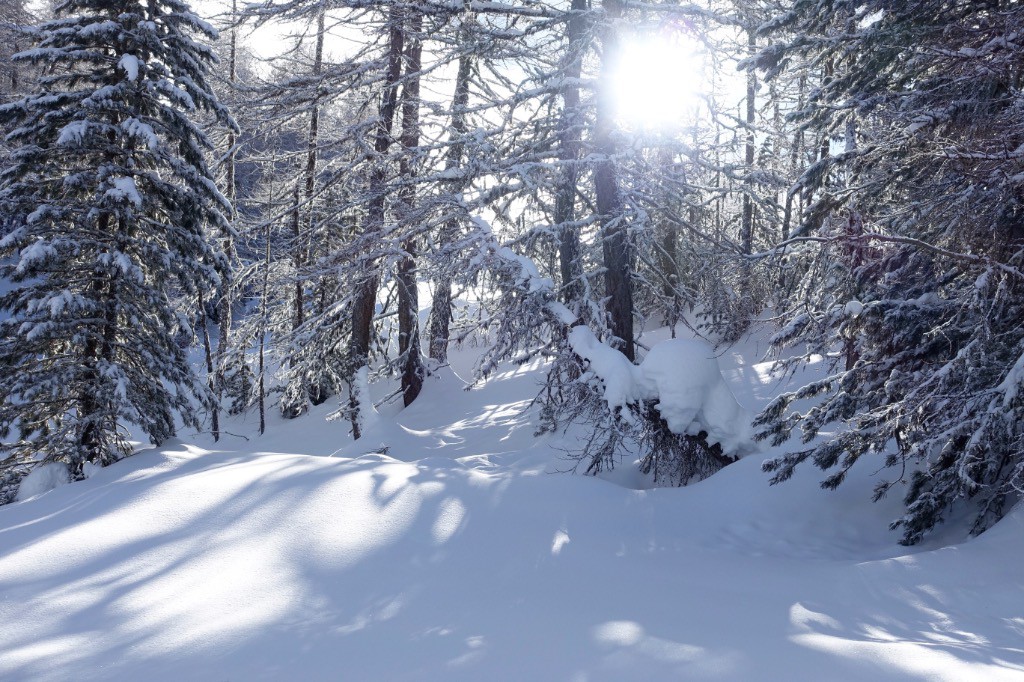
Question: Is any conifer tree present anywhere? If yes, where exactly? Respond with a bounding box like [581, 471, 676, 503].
[0, 0, 234, 487]
[755, 0, 1024, 543]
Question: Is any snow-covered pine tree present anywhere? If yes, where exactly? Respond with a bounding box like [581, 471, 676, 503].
[0, 0, 234, 491]
[754, 0, 1024, 543]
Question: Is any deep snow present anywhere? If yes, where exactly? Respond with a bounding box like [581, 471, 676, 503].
[1, 326, 1023, 681]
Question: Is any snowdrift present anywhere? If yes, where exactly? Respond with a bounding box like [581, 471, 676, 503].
[1, 330, 1023, 681]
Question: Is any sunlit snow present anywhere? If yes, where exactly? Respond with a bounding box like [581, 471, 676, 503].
[1, 324, 1023, 681]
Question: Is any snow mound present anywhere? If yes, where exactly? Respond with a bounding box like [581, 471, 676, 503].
[2, 333, 1024, 681]
[15, 462, 70, 501]
[568, 326, 756, 455]
[640, 339, 756, 454]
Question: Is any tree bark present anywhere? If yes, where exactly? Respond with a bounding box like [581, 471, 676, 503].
[198, 290, 220, 442]
[658, 150, 680, 331]
[556, 0, 588, 307]
[213, 0, 239, 432]
[781, 76, 805, 242]
[349, 6, 405, 438]
[595, 0, 633, 361]
[283, 9, 325, 414]
[740, 29, 756, 257]
[428, 25, 473, 363]
[397, 10, 424, 406]
[78, 214, 121, 470]
[258, 217, 270, 436]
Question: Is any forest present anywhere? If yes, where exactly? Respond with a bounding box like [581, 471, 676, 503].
[4, 0, 1024, 543]
[3, 0, 1024, 678]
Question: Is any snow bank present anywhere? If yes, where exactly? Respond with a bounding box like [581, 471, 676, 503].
[15, 462, 70, 501]
[568, 326, 756, 455]
[2, 333, 1023, 681]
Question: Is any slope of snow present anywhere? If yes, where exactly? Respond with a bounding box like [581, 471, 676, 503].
[1, 325, 1023, 681]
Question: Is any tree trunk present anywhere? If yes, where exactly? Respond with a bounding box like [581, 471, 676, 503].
[198, 290, 220, 442]
[258, 213, 271, 435]
[282, 10, 325, 416]
[289, 180, 304, 333]
[397, 11, 424, 406]
[658, 150, 680, 332]
[305, 9, 326, 402]
[595, 0, 633, 361]
[78, 214, 121, 471]
[209, 0, 238, 434]
[80, 273, 120, 469]
[216, 0, 238, 413]
[556, 0, 587, 307]
[349, 6, 405, 438]
[740, 29, 756, 257]
[428, 27, 473, 364]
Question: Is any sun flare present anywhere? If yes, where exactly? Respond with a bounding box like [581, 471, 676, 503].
[610, 31, 705, 130]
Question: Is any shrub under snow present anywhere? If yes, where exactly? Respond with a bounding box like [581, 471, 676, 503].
[567, 325, 756, 458]
[15, 462, 70, 502]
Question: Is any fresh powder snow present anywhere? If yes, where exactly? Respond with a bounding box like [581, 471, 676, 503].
[568, 325, 755, 455]
[13, 461, 69, 502]
[0, 325, 1022, 681]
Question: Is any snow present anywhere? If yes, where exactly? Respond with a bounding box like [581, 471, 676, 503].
[567, 325, 645, 416]
[546, 300, 578, 325]
[470, 217, 555, 295]
[77, 19, 119, 38]
[639, 338, 756, 454]
[122, 117, 159, 150]
[15, 239, 56, 274]
[56, 121, 89, 146]
[105, 176, 143, 209]
[14, 462, 69, 501]
[1, 326, 1023, 680]
[568, 325, 756, 455]
[997, 350, 1024, 407]
[348, 364, 379, 435]
[118, 54, 141, 82]
[844, 299, 864, 317]
[45, 290, 84, 317]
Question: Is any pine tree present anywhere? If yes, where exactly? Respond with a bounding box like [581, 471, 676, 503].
[0, 0, 234, 490]
[755, 0, 1024, 543]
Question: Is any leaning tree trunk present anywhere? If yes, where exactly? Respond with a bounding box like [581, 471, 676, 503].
[396, 10, 425, 406]
[594, 0, 633, 361]
[349, 6, 405, 438]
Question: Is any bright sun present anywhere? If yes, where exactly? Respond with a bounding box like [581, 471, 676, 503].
[610, 32, 705, 130]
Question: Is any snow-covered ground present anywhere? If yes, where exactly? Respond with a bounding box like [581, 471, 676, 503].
[2, 327, 1024, 681]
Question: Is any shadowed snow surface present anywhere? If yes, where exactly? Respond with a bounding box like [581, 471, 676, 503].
[1, 329, 1023, 681]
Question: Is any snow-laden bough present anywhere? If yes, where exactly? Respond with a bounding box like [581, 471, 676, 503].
[568, 325, 757, 457]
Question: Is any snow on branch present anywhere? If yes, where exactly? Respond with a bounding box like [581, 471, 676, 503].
[567, 325, 756, 457]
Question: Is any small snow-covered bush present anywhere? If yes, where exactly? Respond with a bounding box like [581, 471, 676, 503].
[560, 325, 756, 486]
[14, 462, 69, 501]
